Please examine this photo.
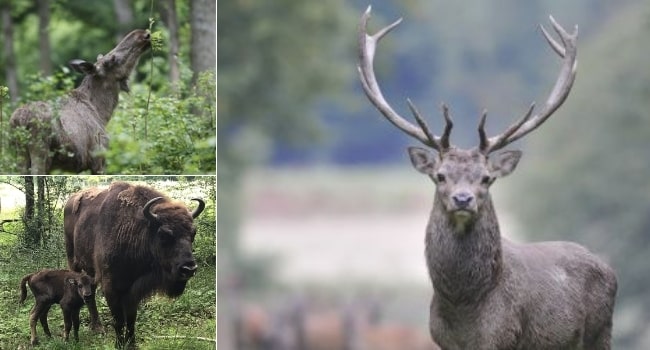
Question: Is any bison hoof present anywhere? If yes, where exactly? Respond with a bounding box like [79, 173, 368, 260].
[30, 337, 39, 346]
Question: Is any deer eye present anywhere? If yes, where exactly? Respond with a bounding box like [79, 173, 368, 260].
[481, 175, 492, 185]
[436, 173, 446, 183]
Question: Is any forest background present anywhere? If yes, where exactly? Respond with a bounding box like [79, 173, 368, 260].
[220, 0, 650, 349]
[0, 0, 216, 174]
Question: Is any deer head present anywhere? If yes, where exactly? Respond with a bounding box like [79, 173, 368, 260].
[358, 6, 577, 229]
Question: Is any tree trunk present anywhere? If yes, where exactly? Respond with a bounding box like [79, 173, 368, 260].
[23, 176, 39, 247]
[36, 0, 52, 76]
[189, 0, 216, 83]
[163, 0, 180, 90]
[36, 177, 45, 240]
[112, 0, 134, 38]
[1, 3, 19, 103]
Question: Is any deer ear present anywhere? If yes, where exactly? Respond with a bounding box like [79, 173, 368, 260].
[489, 150, 522, 178]
[69, 59, 96, 75]
[408, 146, 437, 175]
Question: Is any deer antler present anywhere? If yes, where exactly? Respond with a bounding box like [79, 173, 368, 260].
[357, 6, 452, 152]
[479, 16, 578, 154]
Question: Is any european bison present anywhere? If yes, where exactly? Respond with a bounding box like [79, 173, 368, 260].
[10, 29, 150, 174]
[64, 181, 206, 348]
[19, 269, 95, 345]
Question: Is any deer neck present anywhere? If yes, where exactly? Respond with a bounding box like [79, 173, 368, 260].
[425, 194, 503, 305]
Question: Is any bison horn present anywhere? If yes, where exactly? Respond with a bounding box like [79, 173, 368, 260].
[191, 198, 205, 218]
[143, 197, 164, 222]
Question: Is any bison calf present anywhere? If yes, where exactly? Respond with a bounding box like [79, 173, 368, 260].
[19, 269, 95, 345]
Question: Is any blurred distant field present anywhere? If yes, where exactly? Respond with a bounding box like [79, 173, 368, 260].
[242, 165, 520, 285]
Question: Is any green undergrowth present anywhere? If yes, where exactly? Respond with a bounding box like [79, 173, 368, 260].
[0, 247, 215, 349]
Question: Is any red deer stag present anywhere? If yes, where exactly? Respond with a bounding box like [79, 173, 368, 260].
[358, 6, 617, 350]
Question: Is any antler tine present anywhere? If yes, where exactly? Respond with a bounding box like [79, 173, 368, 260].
[358, 6, 447, 152]
[481, 15, 578, 154]
[440, 104, 453, 149]
[480, 103, 535, 153]
[407, 99, 438, 147]
[478, 109, 488, 151]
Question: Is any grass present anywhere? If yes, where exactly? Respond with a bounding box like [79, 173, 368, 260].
[0, 250, 216, 349]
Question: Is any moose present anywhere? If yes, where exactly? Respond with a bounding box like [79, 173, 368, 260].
[19, 269, 95, 345]
[10, 29, 151, 175]
[358, 7, 617, 349]
[64, 181, 206, 348]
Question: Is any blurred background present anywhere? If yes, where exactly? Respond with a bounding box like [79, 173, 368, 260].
[218, 0, 650, 348]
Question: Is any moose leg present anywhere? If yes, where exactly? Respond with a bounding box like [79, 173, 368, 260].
[27, 142, 50, 175]
[90, 155, 106, 175]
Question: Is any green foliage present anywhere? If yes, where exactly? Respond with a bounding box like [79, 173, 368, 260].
[0, 176, 215, 349]
[105, 71, 215, 174]
[217, 0, 356, 289]
[507, 3, 650, 348]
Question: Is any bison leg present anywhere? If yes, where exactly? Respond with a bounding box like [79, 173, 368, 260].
[124, 302, 138, 348]
[62, 307, 72, 341]
[106, 292, 127, 347]
[72, 308, 81, 342]
[38, 303, 52, 338]
[30, 302, 49, 345]
[86, 284, 104, 333]
[62, 306, 81, 342]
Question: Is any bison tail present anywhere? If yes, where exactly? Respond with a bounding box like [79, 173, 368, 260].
[19, 274, 32, 305]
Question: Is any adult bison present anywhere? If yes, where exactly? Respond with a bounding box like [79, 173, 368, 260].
[64, 181, 206, 348]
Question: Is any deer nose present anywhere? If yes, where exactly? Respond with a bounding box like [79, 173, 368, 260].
[452, 192, 473, 209]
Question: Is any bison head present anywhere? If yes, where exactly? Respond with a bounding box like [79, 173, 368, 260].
[143, 196, 206, 297]
[67, 272, 95, 304]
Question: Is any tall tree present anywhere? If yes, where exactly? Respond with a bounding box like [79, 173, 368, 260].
[22, 176, 37, 247]
[189, 0, 215, 83]
[1, 2, 18, 102]
[217, 1, 354, 347]
[163, 0, 180, 89]
[36, 0, 52, 76]
[112, 0, 134, 37]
